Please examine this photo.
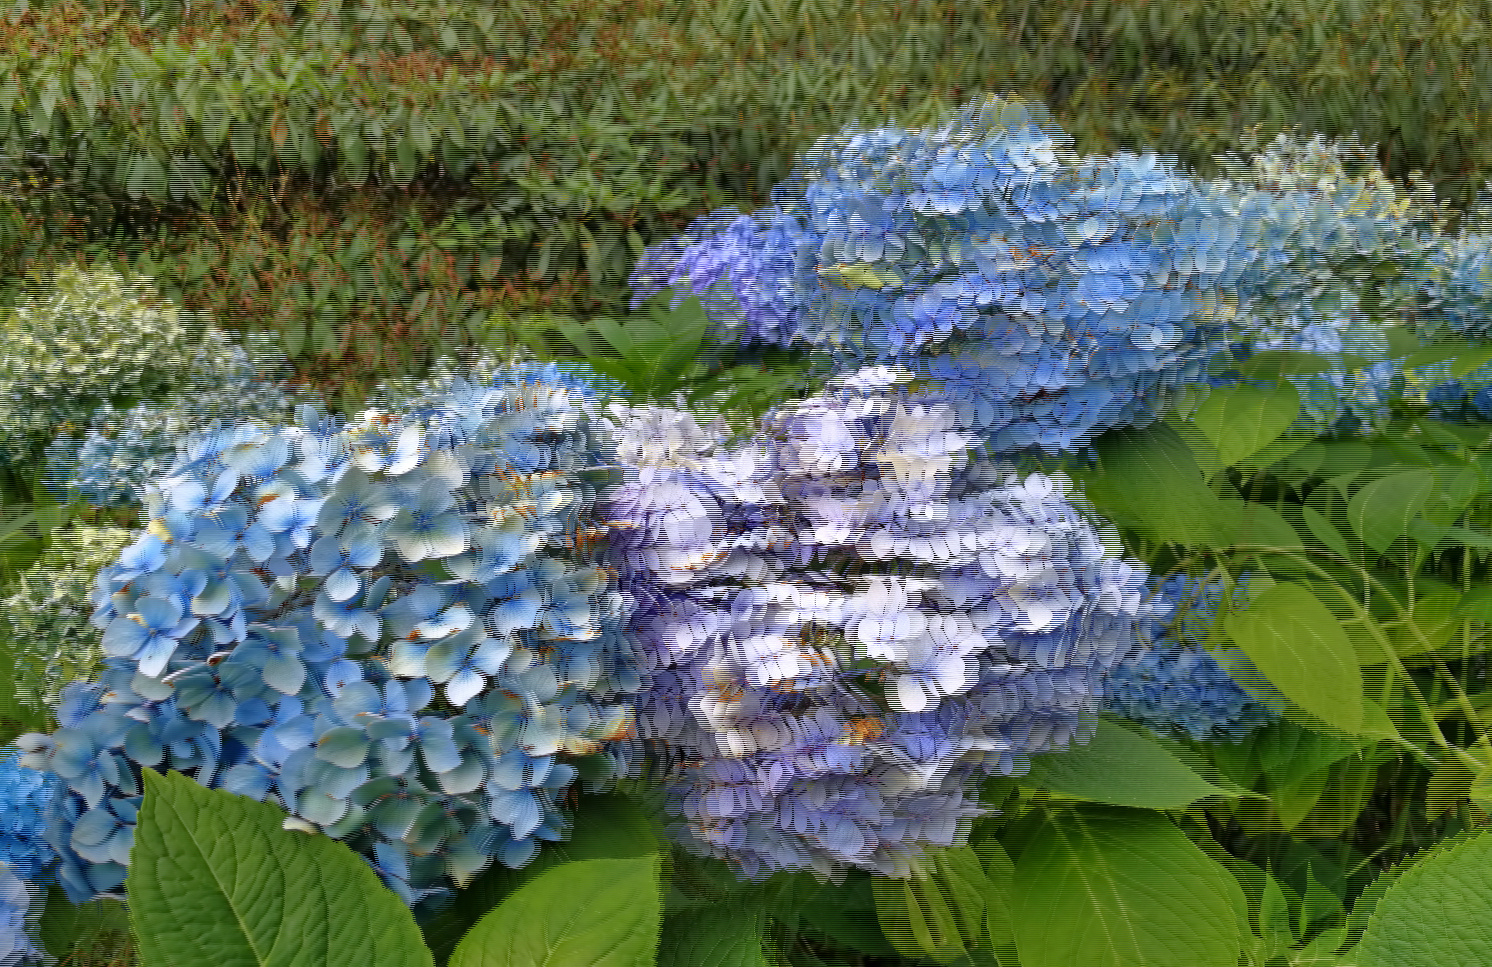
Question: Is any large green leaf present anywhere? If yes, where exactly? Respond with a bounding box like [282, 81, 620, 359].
[1012, 810, 1244, 967]
[873, 846, 987, 964]
[127, 770, 433, 967]
[1346, 471, 1436, 553]
[421, 793, 660, 963]
[40, 890, 132, 962]
[976, 840, 1019, 967]
[1346, 468, 1480, 554]
[657, 905, 770, 967]
[1084, 425, 1231, 546]
[1356, 830, 1492, 967]
[1193, 381, 1301, 466]
[1223, 583, 1364, 733]
[1027, 720, 1234, 809]
[449, 856, 661, 967]
[795, 871, 898, 957]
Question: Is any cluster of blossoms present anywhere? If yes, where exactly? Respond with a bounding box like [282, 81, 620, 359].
[0, 863, 46, 967]
[0, 526, 133, 716]
[1212, 131, 1435, 437]
[599, 367, 1150, 878]
[631, 94, 1421, 455]
[18, 365, 636, 911]
[0, 751, 61, 886]
[1103, 575, 1275, 743]
[1395, 223, 1492, 422]
[0, 753, 58, 967]
[45, 331, 303, 508]
[0, 265, 207, 468]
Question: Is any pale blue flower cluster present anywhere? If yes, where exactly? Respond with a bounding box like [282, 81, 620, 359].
[1411, 228, 1492, 342]
[0, 862, 47, 967]
[632, 95, 1420, 454]
[1104, 575, 1274, 743]
[598, 367, 1149, 878]
[18, 367, 636, 911]
[45, 333, 302, 508]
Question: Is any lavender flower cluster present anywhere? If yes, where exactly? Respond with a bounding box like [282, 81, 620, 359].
[17, 366, 636, 911]
[1104, 575, 1274, 743]
[598, 367, 1149, 878]
[631, 95, 1420, 455]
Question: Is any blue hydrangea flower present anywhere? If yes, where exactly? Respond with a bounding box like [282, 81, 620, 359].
[1104, 575, 1276, 742]
[0, 862, 48, 967]
[598, 368, 1150, 878]
[20, 365, 637, 912]
[0, 752, 61, 888]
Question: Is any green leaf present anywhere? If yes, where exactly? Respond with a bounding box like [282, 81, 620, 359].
[128, 770, 433, 967]
[1084, 425, 1230, 546]
[1400, 339, 1492, 377]
[657, 905, 769, 967]
[1346, 469, 1479, 554]
[1233, 350, 1336, 378]
[1224, 584, 1364, 733]
[1012, 810, 1244, 967]
[975, 840, 1019, 966]
[1455, 588, 1492, 622]
[1468, 761, 1492, 810]
[1410, 522, 1492, 550]
[1357, 830, 1492, 967]
[1026, 719, 1233, 809]
[1259, 874, 1297, 944]
[40, 890, 132, 961]
[1301, 505, 1353, 559]
[873, 847, 987, 964]
[1218, 500, 1303, 550]
[421, 794, 660, 963]
[449, 857, 661, 967]
[281, 323, 307, 359]
[1193, 382, 1301, 466]
[795, 872, 897, 957]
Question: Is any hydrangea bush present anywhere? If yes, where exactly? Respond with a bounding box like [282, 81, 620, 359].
[18, 365, 637, 910]
[0, 526, 133, 716]
[631, 95, 1421, 455]
[599, 367, 1150, 878]
[0, 265, 207, 470]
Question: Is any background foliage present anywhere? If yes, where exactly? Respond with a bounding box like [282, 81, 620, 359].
[3, 0, 1492, 399]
